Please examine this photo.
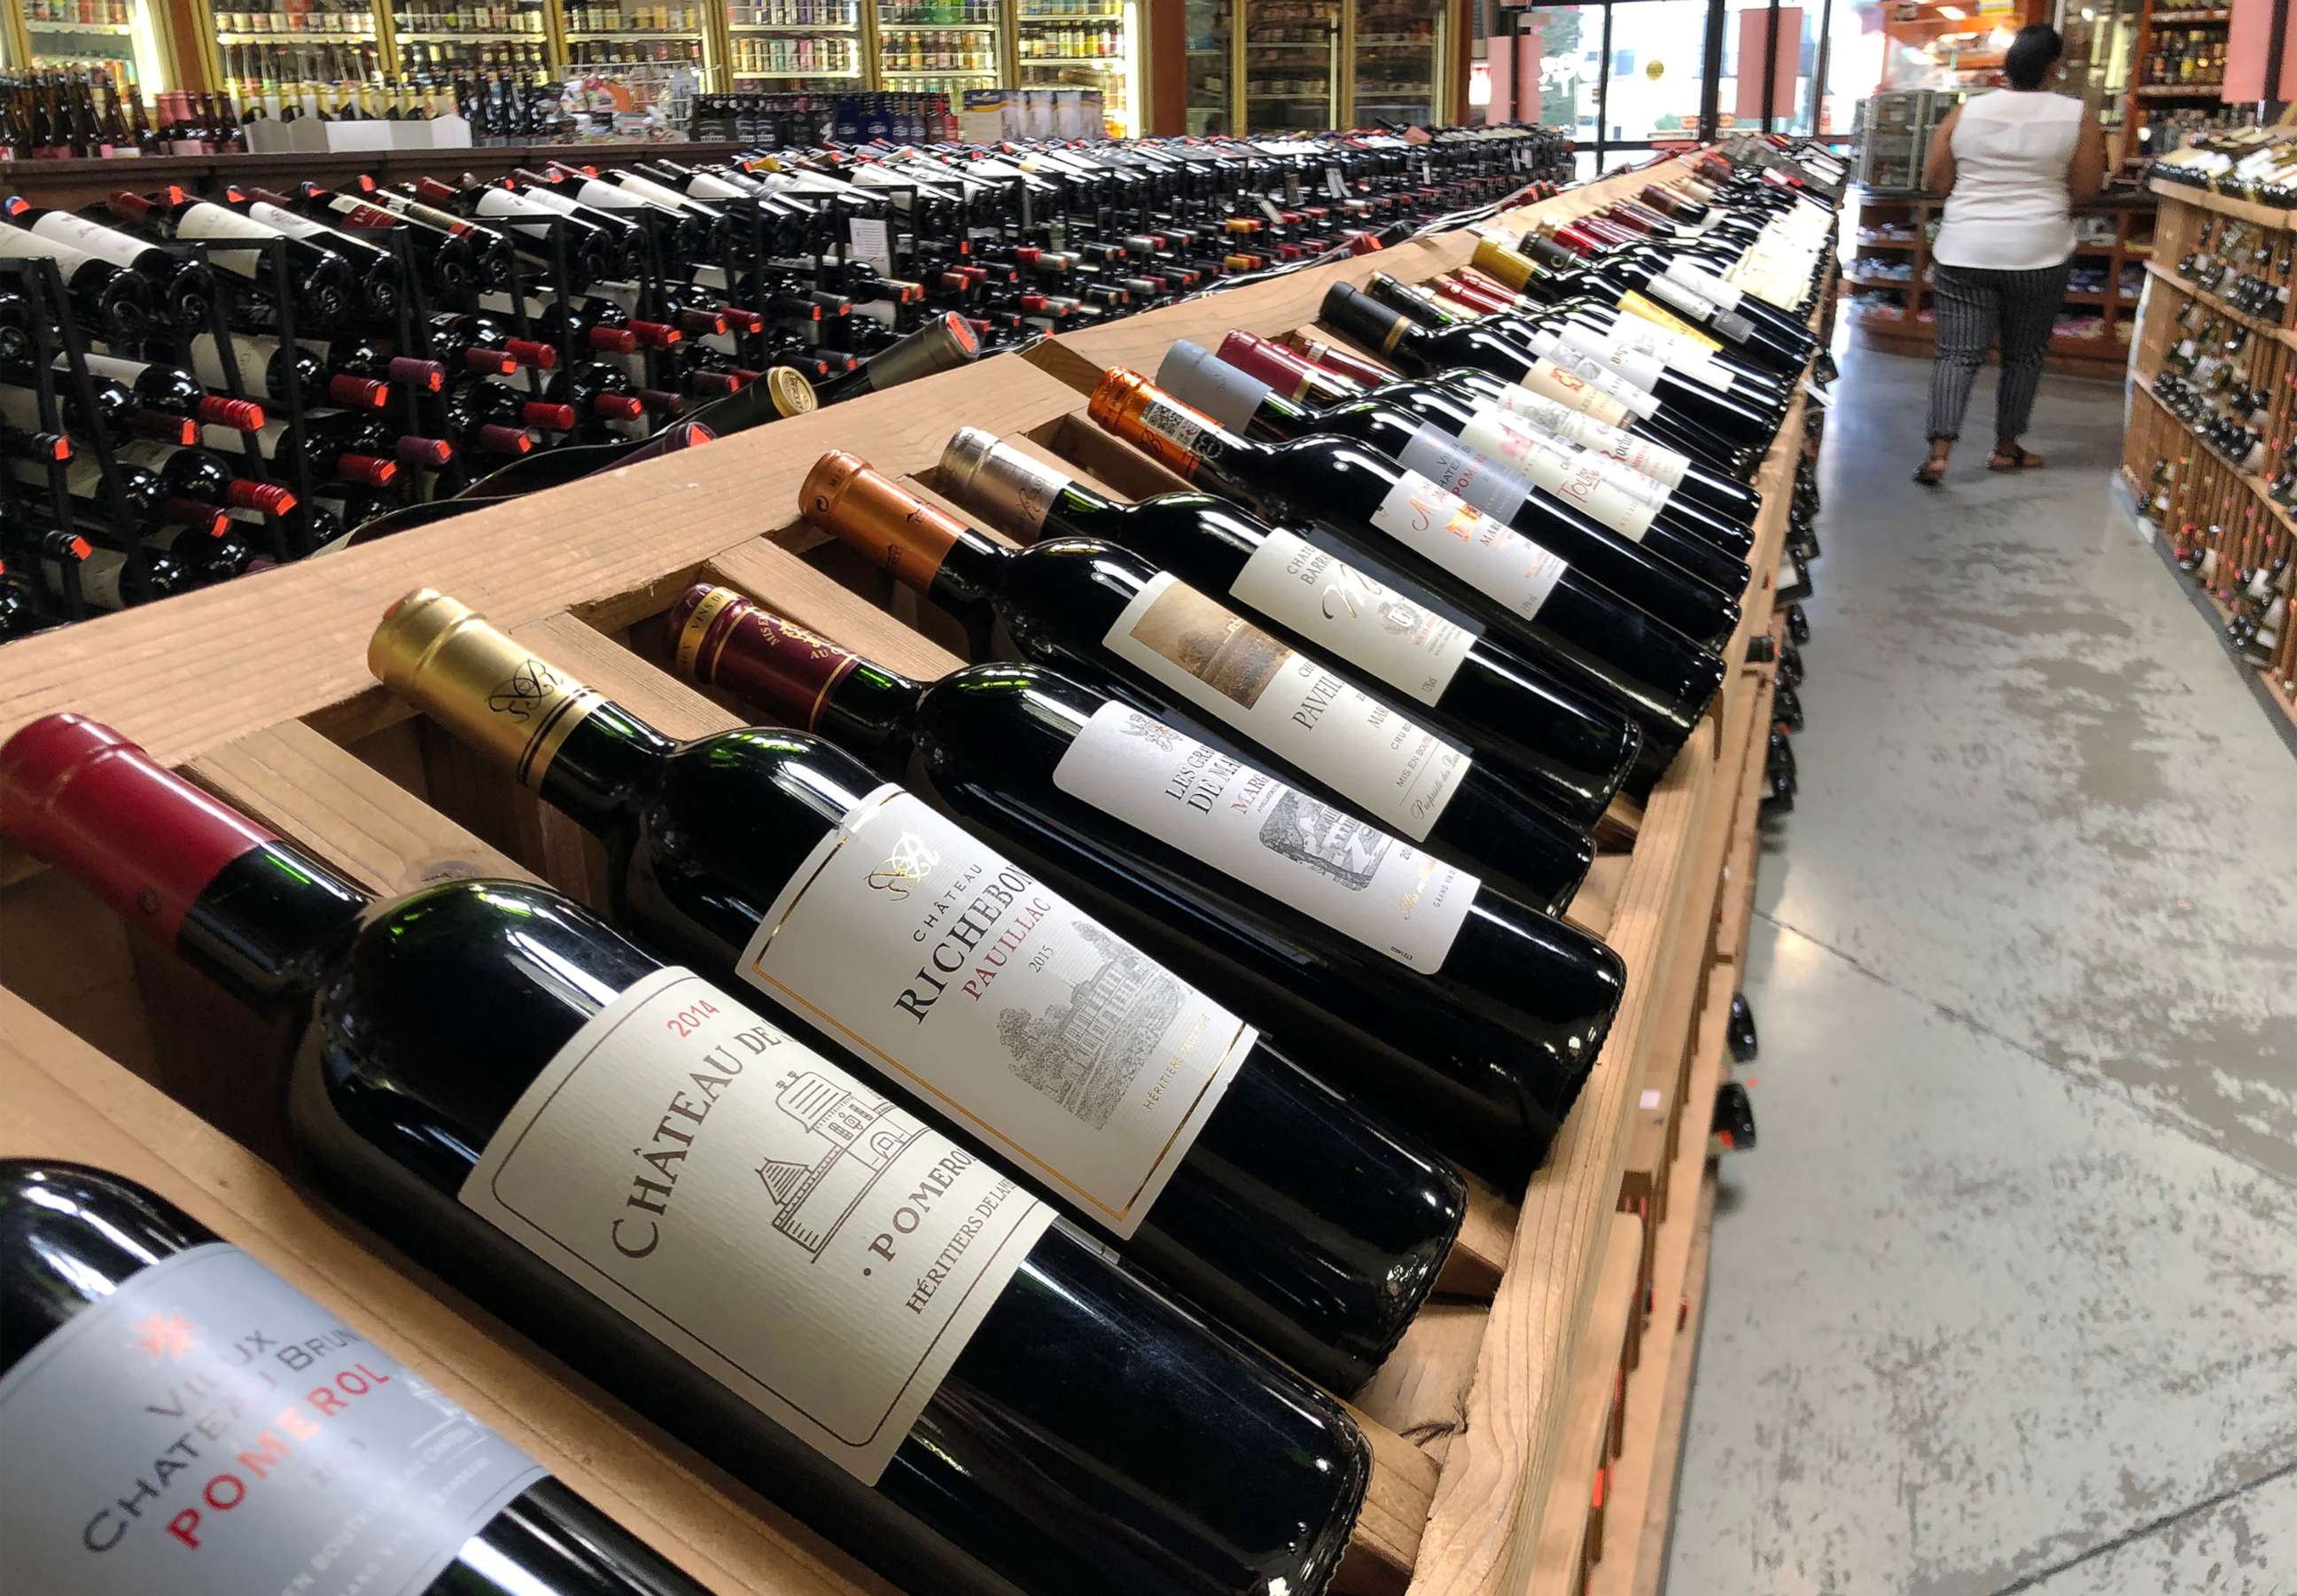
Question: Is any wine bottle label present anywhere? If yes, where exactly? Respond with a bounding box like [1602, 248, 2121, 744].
[1052, 703, 1476, 973]
[1552, 324, 1668, 395]
[1614, 290, 1724, 353]
[1478, 388, 1691, 491]
[739, 784, 1250, 1238]
[1456, 410, 1664, 541]
[1229, 528, 1476, 707]
[316, 193, 409, 230]
[0, 224, 105, 278]
[1114, 390, 1226, 479]
[1641, 276, 1754, 346]
[170, 202, 287, 281]
[0, 1242, 547, 1595]
[57, 349, 155, 386]
[1577, 315, 1736, 393]
[1664, 257, 1745, 311]
[77, 547, 130, 611]
[1393, 424, 1531, 526]
[471, 189, 565, 241]
[687, 171, 757, 201]
[1546, 348, 1660, 419]
[1368, 471, 1571, 622]
[25, 210, 151, 271]
[1103, 572, 1469, 839]
[1512, 359, 1634, 429]
[463, 966, 1052, 1485]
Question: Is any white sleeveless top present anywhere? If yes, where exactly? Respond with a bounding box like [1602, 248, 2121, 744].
[1932, 90, 2084, 271]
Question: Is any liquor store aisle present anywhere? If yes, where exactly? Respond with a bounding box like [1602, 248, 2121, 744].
[1668, 341, 2297, 1595]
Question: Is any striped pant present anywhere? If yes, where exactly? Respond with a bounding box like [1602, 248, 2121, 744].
[1924, 261, 2073, 443]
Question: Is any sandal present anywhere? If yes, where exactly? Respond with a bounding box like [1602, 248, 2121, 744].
[1912, 455, 1947, 487]
[1989, 443, 2045, 471]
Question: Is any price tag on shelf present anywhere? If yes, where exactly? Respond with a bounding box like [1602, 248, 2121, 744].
[847, 215, 893, 276]
[1324, 165, 1348, 199]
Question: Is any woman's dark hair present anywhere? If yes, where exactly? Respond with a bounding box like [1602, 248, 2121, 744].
[2004, 25, 2064, 90]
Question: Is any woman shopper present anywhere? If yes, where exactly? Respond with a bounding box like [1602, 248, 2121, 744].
[1912, 25, 2106, 486]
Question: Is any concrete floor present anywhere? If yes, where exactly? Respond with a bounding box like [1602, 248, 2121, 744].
[1665, 342, 2297, 1596]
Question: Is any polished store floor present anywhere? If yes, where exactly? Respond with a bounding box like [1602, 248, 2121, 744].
[1666, 343, 2297, 1595]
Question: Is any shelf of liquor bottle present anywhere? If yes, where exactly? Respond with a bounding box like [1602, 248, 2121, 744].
[2150, 4, 2231, 16]
[726, 19, 860, 28]
[1356, 34, 1432, 44]
[730, 66, 861, 76]
[565, 27, 701, 37]
[2132, 383, 2297, 537]
[2142, 260, 2297, 347]
[23, 17, 136, 29]
[2134, 82, 2225, 97]
[882, 66, 993, 74]
[215, 27, 380, 42]
[393, 27, 548, 39]
[2145, 177, 2297, 229]
[1020, 55, 1123, 66]
[1016, 6, 1119, 15]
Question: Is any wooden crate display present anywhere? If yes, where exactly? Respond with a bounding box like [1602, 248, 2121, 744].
[2122, 180, 2297, 720]
[0, 153, 1809, 1596]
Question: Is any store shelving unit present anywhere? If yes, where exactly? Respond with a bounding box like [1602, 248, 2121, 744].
[8, 0, 175, 95]
[2121, 176, 2297, 728]
[724, 0, 862, 83]
[1838, 191, 2154, 378]
[195, 0, 385, 104]
[384, 0, 557, 78]
[1013, 0, 1132, 135]
[1182, 0, 1233, 133]
[869, 0, 1001, 100]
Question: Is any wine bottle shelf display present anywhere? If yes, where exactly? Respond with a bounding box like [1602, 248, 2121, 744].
[1835, 191, 2153, 377]
[0, 138, 1835, 1596]
[2122, 176, 2297, 728]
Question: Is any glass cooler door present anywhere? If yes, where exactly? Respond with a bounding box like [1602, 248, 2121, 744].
[1183, 0, 1234, 133]
[871, 0, 1003, 102]
[387, 0, 556, 82]
[1346, 0, 1441, 127]
[1015, 0, 1133, 136]
[724, 0, 863, 88]
[558, 0, 709, 81]
[1242, 0, 1335, 133]
[203, 0, 385, 107]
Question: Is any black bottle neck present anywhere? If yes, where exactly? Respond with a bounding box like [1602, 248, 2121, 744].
[537, 702, 679, 833]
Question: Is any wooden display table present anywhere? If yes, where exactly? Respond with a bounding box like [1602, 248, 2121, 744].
[0, 152, 1810, 1596]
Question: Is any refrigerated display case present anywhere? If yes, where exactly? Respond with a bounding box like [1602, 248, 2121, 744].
[196, 0, 385, 105]
[386, 0, 555, 81]
[726, 0, 862, 86]
[1349, 0, 1439, 126]
[12, 0, 174, 101]
[560, 0, 709, 77]
[1014, 0, 1132, 134]
[872, 0, 1000, 101]
[1184, 0, 1232, 132]
[1242, 0, 1335, 131]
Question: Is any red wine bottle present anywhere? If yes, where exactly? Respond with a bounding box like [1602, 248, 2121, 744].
[4, 203, 215, 327]
[803, 451, 1594, 910]
[0, 221, 156, 341]
[369, 590, 1468, 1391]
[1157, 339, 1752, 624]
[283, 182, 485, 300]
[0, 1160, 728, 1596]
[222, 186, 407, 319]
[809, 310, 980, 404]
[106, 191, 354, 326]
[937, 427, 1644, 823]
[0, 713, 1373, 1596]
[1, 371, 198, 447]
[337, 185, 515, 292]
[49, 350, 265, 431]
[199, 409, 398, 488]
[424, 310, 553, 372]
[417, 177, 622, 290]
[183, 330, 388, 411]
[4, 448, 225, 535]
[1221, 329, 1766, 538]
[1089, 368, 1725, 794]
[662, 583, 1625, 1187]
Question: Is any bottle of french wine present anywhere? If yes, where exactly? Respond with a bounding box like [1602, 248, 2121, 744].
[1087, 367, 1726, 796]
[0, 713, 1373, 1596]
[49, 349, 266, 432]
[0, 222, 156, 341]
[182, 329, 392, 411]
[659, 586, 1625, 1187]
[106, 190, 355, 327]
[368, 589, 1467, 1392]
[802, 449, 1595, 910]
[1157, 339, 1754, 611]
[0, 1159, 723, 1596]
[4, 202, 216, 327]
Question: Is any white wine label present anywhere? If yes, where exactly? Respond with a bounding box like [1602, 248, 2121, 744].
[471, 189, 565, 241]
[1664, 257, 1745, 311]
[1368, 470, 1570, 621]
[187, 331, 276, 395]
[1512, 359, 1634, 428]
[1645, 273, 1755, 345]
[1553, 324, 1668, 395]
[1229, 527, 1476, 706]
[1477, 388, 1688, 490]
[1615, 289, 1723, 353]
[171, 203, 289, 281]
[687, 171, 758, 201]
[1103, 572, 1469, 839]
[77, 547, 129, 611]
[0, 224, 105, 278]
[24, 210, 150, 270]
[1395, 423, 1531, 526]
[741, 786, 1250, 1238]
[1549, 347, 1661, 419]
[575, 178, 652, 210]
[0, 1242, 546, 1595]
[54, 350, 153, 386]
[1580, 314, 1736, 392]
[245, 200, 340, 246]
[1456, 409, 1663, 541]
[1053, 703, 1477, 971]
[462, 967, 1050, 1485]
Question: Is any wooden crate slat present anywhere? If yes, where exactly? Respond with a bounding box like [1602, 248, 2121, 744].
[1527, 1213, 1647, 1587]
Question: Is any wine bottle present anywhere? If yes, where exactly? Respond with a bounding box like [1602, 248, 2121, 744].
[338, 185, 515, 292]
[1219, 328, 1763, 549]
[284, 182, 487, 299]
[2, 370, 199, 448]
[1319, 283, 1760, 479]
[1088, 368, 1726, 794]
[48, 350, 266, 432]
[0, 1159, 726, 1596]
[224, 186, 407, 318]
[199, 409, 398, 488]
[1158, 339, 1753, 611]
[935, 427, 1641, 826]
[4, 203, 218, 327]
[0, 222, 156, 342]
[416, 176, 623, 290]
[4, 449, 227, 535]
[106, 191, 355, 327]
[659, 592, 1625, 1186]
[0, 713, 1373, 1596]
[808, 310, 981, 403]
[183, 329, 391, 411]
[369, 590, 1469, 1390]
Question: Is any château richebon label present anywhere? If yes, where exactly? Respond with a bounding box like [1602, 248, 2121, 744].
[1052, 703, 1477, 973]
[741, 786, 1251, 1238]
[460, 967, 1053, 1485]
[0, 1244, 546, 1593]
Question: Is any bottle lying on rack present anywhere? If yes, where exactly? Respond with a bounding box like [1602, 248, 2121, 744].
[4, 200, 217, 328]
[1086, 366, 1728, 798]
[0, 221, 156, 342]
[663, 574, 1626, 1188]
[801, 449, 1596, 908]
[105, 190, 355, 326]
[0, 713, 1375, 1596]
[0, 1159, 728, 1596]
[934, 426, 1642, 828]
[1156, 338, 1754, 615]
[366, 588, 1466, 1394]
